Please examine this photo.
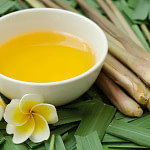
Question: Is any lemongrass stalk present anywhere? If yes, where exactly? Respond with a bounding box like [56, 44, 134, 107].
[106, 32, 150, 61]
[108, 39, 150, 86]
[16, 0, 29, 8]
[96, 72, 143, 117]
[40, 0, 62, 9]
[104, 0, 145, 50]
[96, 0, 126, 35]
[104, 54, 150, 105]
[140, 24, 150, 42]
[52, 0, 79, 13]
[25, 0, 46, 8]
[75, 0, 148, 58]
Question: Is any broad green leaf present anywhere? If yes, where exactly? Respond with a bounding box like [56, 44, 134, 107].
[51, 123, 78, 135]
[107, 142, 147, 148]
[123, 6, 143, 24]
[53, 109, 82, 126]
[121, 7, 150, 51]
[44, 140, 49, 150]
[63, 133, 76, 150]
[32, 144, 45, 150]
[75, 101, 116, 140]
[25, 140, 42, 148]
[130, 112, 150, 128]
[103, 112, 150, 143]
[103, 144, 142, 150]
[132, 0, 150, 20]
[107, 120, 150, 147]
[0, 1, 15, 15]
[115, 112, 137, 122]
[0, 136, 28, 150]
[127, 0, 139, 9]
[115, 112, 125, 120]
[55, 135, 66, 150]
[75, 131, 103, 150]
[102, 134, 126, 143]
[119, 116, 137, 123]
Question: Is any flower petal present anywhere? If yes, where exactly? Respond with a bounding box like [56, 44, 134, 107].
[30, 113, 50, 143]
[6, 124, 15, 134]
[0, 106, 4, 121]
[20, 94, 44, 114]
[31, 104, 58, 123]
[12, 115, 35, 144]
[4, 99, 29, 126]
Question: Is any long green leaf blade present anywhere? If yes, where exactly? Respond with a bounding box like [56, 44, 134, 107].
[51, 123, 78, 135]
[107, 142, 147, 148]
[102, 134, 126, 143]
[75, 101, 116, 140]
[25, 140, 42, 148]
[75, 131, 103, 150]
[54, 109, 82, 126]
[55, 135, 66, 150]
[107, 120, 150, 147]
[0, 136, 28, 150]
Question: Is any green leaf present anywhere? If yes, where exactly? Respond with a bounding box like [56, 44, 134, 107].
[0, 136, 28, 150]
[49, 135, 55, 150]
[132, 0, 150, 20]
[119, 116, 137, 123]
[107, 142, 147, 148]
[115, 112, 136, 122]
[103, 112, 150, 143]
[102, 134, 126, 143]
[53, 109, 82, 126]
[127, 0, 139, 9]
[51, 123, 78, 135]
[32, 144, 45, 150]
[25, 139, 42, 148]
[44, 140, 49, 150]
[55, 135, 66, 150]
[0, 132, 5, 144]
[63, 133, 76, 150]
[75, 131, 103, 150]
[85, 0, 105, 14]
[0, 120, 7, 130]
[131, 24, 150, 52]
[102, 144, 140, 150]
[0, 0, 15, 15]
[85, 0, 99, 8]
[130, 112, 150, 128]
[62, 0, 77, 8]
[75, 101, 116, 140]
[85, 86, 106, 101]
[115, 112, 125, 120]
[107, 120, 150, 147]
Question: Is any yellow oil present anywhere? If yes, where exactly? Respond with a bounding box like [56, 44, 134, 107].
[0, 31, 95, 82]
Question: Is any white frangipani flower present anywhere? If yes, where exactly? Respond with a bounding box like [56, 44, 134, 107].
[4, 94, 58, 144]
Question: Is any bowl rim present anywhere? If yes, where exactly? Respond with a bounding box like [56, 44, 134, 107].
[0, 8, 108, 86]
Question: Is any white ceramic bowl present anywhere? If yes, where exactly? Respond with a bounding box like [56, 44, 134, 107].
[0, 8, 108, 106]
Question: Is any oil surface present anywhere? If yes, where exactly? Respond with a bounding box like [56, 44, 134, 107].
[0, 31, 95, 82]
